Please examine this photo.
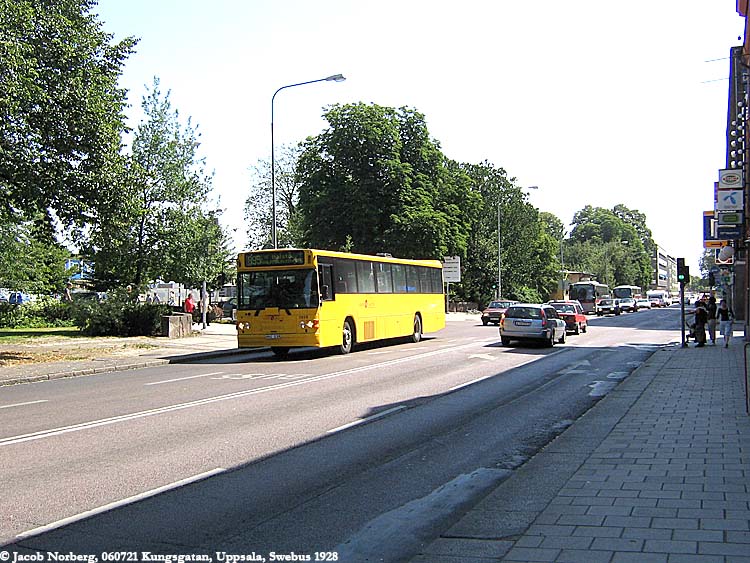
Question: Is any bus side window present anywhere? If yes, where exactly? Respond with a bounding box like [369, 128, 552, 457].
[319, 264, 334, 301]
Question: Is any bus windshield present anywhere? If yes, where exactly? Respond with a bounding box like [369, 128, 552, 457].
[569, 285, 594, 302]
[238, 269, 319, 310]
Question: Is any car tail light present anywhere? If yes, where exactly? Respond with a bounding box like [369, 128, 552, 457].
[540, 309, 548, 328]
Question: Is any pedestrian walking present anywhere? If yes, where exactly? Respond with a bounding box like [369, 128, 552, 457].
[706, 296, 717, 345]
[694, 300, 708, 347]
[717, 299, 734, 348]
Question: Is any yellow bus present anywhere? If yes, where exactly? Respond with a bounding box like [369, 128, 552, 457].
[236, 248, 446, 356]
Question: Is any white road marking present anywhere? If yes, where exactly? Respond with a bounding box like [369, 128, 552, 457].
[326, 406, 406, 434]
[15, 467, 225, 542]
[0, 340, 488, 447]
[145, 372, 224, 386]
[0, 400, 48, 410]
[468, 353, 495, 361]
[449, 375, 492, 391]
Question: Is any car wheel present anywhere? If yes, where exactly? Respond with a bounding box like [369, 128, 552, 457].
[545, 331, 554, 347]
[573, 323, 580, 335]
[582, 323, 587, 333]
[501, 336, 511, 346]
[340, 319, 354, 354]
[482, 319, 489, 326]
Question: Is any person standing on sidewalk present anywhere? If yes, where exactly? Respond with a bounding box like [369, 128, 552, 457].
[717, 299, 734, 348]
[706, 295, 717, 345]
[694, 300, 708, 347]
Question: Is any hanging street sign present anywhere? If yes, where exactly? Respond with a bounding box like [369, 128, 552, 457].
[719, 169, 744, 189]
[716, 188, 744, 211]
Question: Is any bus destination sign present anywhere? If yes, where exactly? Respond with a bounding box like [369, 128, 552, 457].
[245, 250, 306, 267]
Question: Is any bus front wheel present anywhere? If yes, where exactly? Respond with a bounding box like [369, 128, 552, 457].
[411, 314, 423, 343]
[340, 319, 354, 354]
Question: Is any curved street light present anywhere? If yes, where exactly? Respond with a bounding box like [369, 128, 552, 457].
[271, 74, 346, 248]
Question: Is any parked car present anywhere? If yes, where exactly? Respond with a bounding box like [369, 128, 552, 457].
[547, 300, 588, 334]
[219, 297, 237, 319]
[500, 304, 566, 347]
[481, 299, 519, 325]
[596, 298, 621, 316]
[619, 297, 637, 313]
[8, 292, 32, 305]
[635, 298, 652, 310]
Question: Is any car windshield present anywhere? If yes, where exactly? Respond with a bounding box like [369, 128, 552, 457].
[599, 299, 613, 305]
[505, 306, 542, 319]
[488, 301, 514, 309]
[238, 269, 319, 310]
[552, 304, 575, 313]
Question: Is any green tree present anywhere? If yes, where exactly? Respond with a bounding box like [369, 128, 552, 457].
[295, 103, 475, 259]
[566, 205, 652, 289]
[455, 162, 557, 306]
[0, 212, 69, 294]
[0, 0, 136, 225]
[244, 144, 301, 250]
[86, 78, 230, 290]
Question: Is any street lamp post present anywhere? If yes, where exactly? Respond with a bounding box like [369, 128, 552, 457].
[498, 186, 538, 299]
[271, 74, 346, 248]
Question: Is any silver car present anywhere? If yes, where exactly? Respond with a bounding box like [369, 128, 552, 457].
[500, 304, 567, 347]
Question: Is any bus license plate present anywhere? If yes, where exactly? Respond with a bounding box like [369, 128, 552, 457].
[265, 334, 281, 340]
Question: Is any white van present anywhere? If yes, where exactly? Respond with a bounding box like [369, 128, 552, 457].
[646, 290, 670, 308]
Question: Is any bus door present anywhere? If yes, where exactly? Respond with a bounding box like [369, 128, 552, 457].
[318, 263, 334, 301]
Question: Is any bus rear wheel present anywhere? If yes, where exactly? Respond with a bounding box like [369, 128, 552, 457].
[410, 314, 423, 343]
[339, 319, 354, 354]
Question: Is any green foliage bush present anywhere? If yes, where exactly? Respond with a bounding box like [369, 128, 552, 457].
[71, 292, 172, 336]
[0, 297, 75, 328]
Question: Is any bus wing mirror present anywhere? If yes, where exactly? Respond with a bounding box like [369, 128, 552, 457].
[321, 285, 330, 300]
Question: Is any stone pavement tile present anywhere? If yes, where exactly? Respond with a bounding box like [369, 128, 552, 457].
[611, 552, 668, 563]
[555, 549, 613, 563]
[590, 537, 643, 551]
[701, 518, 750, 531]
[665, 555, 723, 563]
[411, 555, 499, 563]
[420, 537, 513, 559]
[445, 510, 539, 539]
[643, 539, 698, 554]
[571, 525, 623, 538]
[726, 530, 750, 542]
[699, 540, 750, 556]
[501, 546, 559, 562]
[672, 529, 724, 542]
[621, 527, 672, 540]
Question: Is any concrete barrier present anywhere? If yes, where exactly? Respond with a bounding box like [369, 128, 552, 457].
[161, 313, 193, 338]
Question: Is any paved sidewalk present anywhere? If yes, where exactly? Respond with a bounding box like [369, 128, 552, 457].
[411, 331, 750, 562]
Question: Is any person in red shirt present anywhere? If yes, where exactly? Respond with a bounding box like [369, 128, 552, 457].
[184, 294, 196, 322]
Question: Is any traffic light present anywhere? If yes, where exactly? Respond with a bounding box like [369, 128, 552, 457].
[677, 258, 689, 285]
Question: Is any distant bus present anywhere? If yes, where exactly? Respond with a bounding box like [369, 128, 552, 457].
[568, 281, 609, 314]
[612, 285, 642, 300]
[235, 248, 446, 356]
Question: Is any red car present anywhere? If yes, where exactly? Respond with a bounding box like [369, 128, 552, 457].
[548, 300, 588, 334]
[481, 299, 519, 325]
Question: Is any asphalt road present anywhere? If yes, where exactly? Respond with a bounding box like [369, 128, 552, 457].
[1, 306, 683, 560]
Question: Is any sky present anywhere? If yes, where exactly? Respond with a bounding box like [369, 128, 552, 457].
[94, 0, 746, 271]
